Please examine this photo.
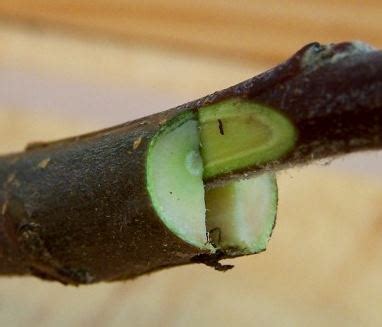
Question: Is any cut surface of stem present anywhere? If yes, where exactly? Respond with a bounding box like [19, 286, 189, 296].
[199, 98, 297, 179]
[147, 104, 281, 254]
[147, 113, 210, 250]
[205, 173, 277, 255]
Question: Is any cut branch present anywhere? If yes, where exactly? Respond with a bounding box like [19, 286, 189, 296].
[0, 41, 381, 285]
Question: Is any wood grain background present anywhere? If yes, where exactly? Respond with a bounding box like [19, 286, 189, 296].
[0, 0, 382, 66]
[0, 1, 382, 326]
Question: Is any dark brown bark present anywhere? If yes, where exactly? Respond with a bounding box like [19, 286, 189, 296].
[0, 41, 381, 284]
[0, 111, 204, 284]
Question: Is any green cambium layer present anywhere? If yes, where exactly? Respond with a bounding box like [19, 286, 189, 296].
[147, 99, 296, 255]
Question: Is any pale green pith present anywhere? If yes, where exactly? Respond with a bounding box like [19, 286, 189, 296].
[199, 98, 297, 178]
[147, 99, 295, 254]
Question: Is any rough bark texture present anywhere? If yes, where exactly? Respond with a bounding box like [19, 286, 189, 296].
[0, 110, 203, 284]
[0, 41, 381, 284]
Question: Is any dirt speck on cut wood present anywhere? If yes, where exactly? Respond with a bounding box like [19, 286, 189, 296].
[133, 137, 142, 150]
[37, 158, 51, 169]
[218, 119, 224, 135]
[6, 173, 16, 184]
[1, 201, 8, 215]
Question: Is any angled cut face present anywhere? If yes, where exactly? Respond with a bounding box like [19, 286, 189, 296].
[147, 113, 211, 250]
[199, 98, 296, 179]
[147, 99, 295, 255]
[205, 174, 277, 255]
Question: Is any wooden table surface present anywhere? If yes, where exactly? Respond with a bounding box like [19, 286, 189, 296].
[0, 1, 382, 326]
[0, 0, 382, 66]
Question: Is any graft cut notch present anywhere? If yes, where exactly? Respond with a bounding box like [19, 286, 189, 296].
[147, 99, 296, 255]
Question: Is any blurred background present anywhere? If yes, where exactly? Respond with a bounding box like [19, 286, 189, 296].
[0, 1, 382, 326]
